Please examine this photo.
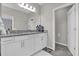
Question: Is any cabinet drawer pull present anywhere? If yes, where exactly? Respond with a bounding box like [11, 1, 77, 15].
[21, 40, 24, 48]
[21, 40, 23, 48]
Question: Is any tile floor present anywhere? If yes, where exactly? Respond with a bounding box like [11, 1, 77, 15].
[0, 44, 72, 56]
[32, 50, 52, 56]
[43, 44, 73, 56]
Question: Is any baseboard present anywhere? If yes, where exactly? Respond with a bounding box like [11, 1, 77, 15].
[46, 46, 54, 51]
[46, 42, 67, 51]
[56, 42, 67, 47]
[67, 46, 73, 56]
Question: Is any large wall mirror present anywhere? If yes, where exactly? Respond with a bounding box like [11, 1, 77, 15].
[1, 3, 41, 31]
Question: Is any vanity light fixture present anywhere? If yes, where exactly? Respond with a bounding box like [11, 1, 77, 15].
[30, 6, 32, 9]
[18, 3, 36, 12]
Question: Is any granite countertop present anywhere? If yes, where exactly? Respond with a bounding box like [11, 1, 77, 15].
[0, 30, 48, 38]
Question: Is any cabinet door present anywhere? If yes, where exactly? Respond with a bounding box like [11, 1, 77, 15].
[24, 35, 35, 55]
[14, 36, 28, 56]
[1, 45, 6, 56]
[15, 41, 26, 56]
[41, 33, 47, 48]
[5, 41, 26, 56]
[35, 33, 47, 52]
[5, 42, 17, 56]
[1, 37, 16, 56]
[35, 34, 42, 52]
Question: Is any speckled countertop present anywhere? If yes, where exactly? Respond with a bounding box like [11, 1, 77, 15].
[0, 30, 48, 38]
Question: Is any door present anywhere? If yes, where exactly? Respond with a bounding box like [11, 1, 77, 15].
[15, 41, 27, 56]
[15, 36, 31, 56]
[67, 5, 76, 55]
[52, 9, 55, 51]
[35, 34, 43, 52]
[5, 42, 18, 56]
[5, 41, 24, 56]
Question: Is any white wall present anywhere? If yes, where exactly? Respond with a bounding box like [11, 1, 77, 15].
[0, 3, 1, 16]
[0, 3, 1, 53]
[27, 13, 40, 30]
[27, 4, 41, 30]
[55, 7, 71, 45]
[40, 3, 65, 48]
[78, 4, 79, 56]
[1, 6, 29, 30]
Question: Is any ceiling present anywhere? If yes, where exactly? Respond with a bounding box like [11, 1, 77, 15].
[2, 3, 65, 14]
[38, 3, 45, 6]
[2, 3, 34, 14]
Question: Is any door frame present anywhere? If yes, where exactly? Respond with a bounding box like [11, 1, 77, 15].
[52, 3, 78, 56]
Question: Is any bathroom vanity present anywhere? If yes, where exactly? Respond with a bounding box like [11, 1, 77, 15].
[0, 31, 47, 56]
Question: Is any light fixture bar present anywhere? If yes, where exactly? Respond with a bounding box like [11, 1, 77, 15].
[18, 3, 36, 12]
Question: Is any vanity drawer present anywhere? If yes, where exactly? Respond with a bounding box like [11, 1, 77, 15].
[1, 37, 14, 42]
[1, 37, 15, 44]
[15, 35, 28, 41]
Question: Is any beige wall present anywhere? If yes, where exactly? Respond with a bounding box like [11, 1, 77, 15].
[40, 3, 65, 48]
[55, 7, 70, 45]
[2, 6, 29, 30]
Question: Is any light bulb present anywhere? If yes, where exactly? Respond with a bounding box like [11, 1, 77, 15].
[21, 3, 24, 6]
[18, 3, 36, 12]
[33, 7, 36, 12]
[25, 4, 28, 7]
[30, 6, 32, 9]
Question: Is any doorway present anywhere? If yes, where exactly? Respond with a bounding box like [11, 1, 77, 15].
[52, 4, 78, 56]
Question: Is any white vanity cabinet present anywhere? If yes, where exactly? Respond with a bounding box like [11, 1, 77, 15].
[4, 41, 21, 56]
[1, 33, 47, 56]
[23, 35, 35, 55]
[1, 37, 16, 56]
[35, 33, 47, 52]
[34, 34, 43, 52]
[41, 33, 47, 48]
[1, 36, 26, 56]
[15, 35, 35, 56]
